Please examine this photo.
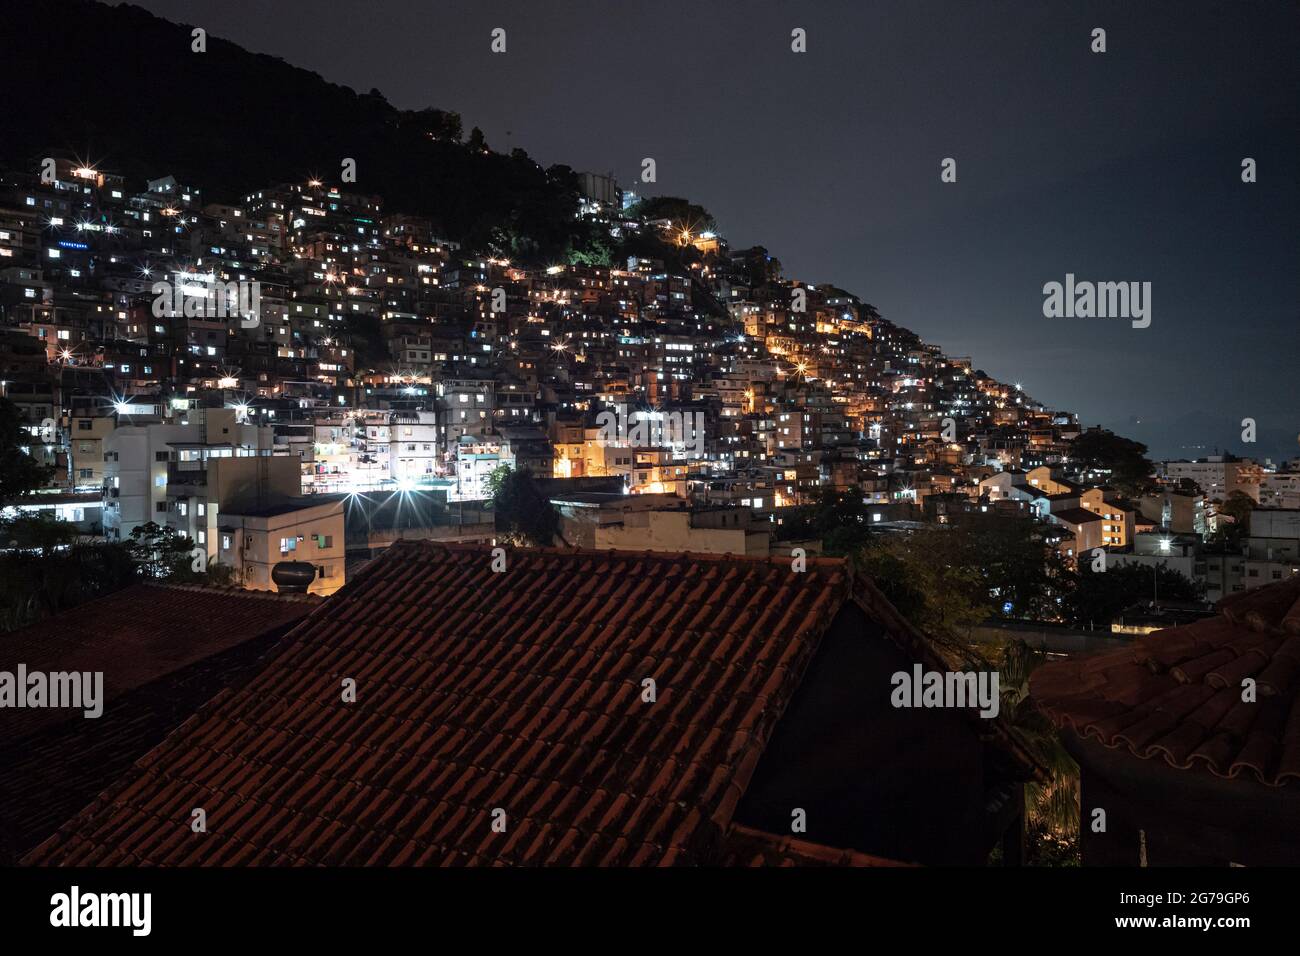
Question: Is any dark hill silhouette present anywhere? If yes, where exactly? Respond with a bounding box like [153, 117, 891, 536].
[0, 1, 592, 263]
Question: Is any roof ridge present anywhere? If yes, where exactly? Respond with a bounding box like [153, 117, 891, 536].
[137, 581, 322, 603]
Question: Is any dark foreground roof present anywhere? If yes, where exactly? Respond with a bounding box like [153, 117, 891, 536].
[26, 542, 1035, 866]
[0, 583, 318, 744]
[0, 584, 317, 862]
[1031, 575, 1300, 787]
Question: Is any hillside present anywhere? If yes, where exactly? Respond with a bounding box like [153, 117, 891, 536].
[0, 1, 592, 262]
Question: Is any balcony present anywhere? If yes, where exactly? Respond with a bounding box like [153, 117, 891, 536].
[167, 461, 207, 486]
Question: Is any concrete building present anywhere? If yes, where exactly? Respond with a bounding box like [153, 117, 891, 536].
[1161, 456, 1262, 502]
[1079, 487, 1135, 550]
[388, 410, 439, 485]
[1048, 508, 1104, 564]
[1137, 489, 1207, 536]
[217, 497, 346, 596]
[554, 494, 773, 555]
[1259, 469, 1300, 509]
[67, 412, 114, 492]
[101, 404, 284, 541]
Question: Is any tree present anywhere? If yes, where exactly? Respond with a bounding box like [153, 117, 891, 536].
[943, 512, 1070, 621]
[1060, 562, 1203, 629]
[487, 466, 563, 547]
[0, 511, 77, 551]
[987, 639, 1080, 866]
[1068, 429, 1155, 495]
[856, 532, 989, 636]
[777, 487, 873, 555]
[0, 518, 223, 632]
[625, 196, 717, 238]
[1218, 490, 1255, 536]
[125, 521, 201, 580]
[0, 540, 138, 632]
[0, 396, 53, 506]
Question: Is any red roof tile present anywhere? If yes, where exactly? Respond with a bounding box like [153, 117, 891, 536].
[25, 541, 1036, 867]
[0, 583, 319, 744]
[0, 584, 317, 862]
[1030, 575, 1300, 787]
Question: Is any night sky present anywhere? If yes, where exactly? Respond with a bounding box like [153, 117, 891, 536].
[129, 0, 1298, 461]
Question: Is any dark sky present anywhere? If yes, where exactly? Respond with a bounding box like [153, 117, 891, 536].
[129, 0, 1298, 462]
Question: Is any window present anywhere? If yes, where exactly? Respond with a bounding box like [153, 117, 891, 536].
[155, 451, 170, 461]
[316, 534, 333, 549]
[196, 530, 206, 545]
[221, 534, 232, 550]
[156, 502, 167, 513]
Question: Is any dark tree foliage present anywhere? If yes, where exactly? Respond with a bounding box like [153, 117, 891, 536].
[1068, 429, 1155, 494]
[855, 514, 1069, 633]
[487, 466, 562, 547]
[1217, 490, 1256, 535]
[781, 497, 1067, 630]
[0, 397, 53, 506]
[1060, 562, 1203, 629]
[0, 1, 590, 265]
[777, 487, 873, 556]
[948, 512, 1070, 621]
[0, 541, 139, 632]
[624, 196, 717, 234]
[0, 517, 217, 632]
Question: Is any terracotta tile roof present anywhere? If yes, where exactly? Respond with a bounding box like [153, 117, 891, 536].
[29, 542, 1044, 866]
[0, 628, 290, 863]
[720, 824, 913, 867]
[25, 540, 1030, 867]
[0, 583, 319, 745]
[25, 544, 859, 866]
[1030, 575, 1300, 787]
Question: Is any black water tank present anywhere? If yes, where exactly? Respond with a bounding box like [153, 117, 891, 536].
[271, 560, 317, 593]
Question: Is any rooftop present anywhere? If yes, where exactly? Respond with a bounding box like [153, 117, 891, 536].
[0, 583, 317, 862]
[25, 541, 1034, 866]
[1031, 575, 1300, 787]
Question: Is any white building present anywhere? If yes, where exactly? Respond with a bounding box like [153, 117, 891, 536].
[388, 410, 439, 485]
[102, 403, 282, 541]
